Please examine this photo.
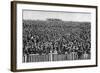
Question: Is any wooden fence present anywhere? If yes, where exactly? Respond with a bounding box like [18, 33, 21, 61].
[23, 52, 90, 62]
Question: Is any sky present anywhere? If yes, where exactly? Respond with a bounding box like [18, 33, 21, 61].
[23, 10, 91, 22]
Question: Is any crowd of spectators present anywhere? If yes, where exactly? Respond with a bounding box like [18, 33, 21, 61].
[23, 19, 91, 60]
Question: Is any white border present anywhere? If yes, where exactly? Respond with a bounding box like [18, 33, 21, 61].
[17, 3, 96, 69]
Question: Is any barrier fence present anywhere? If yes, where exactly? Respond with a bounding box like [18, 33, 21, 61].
[23, 52, 89, 62]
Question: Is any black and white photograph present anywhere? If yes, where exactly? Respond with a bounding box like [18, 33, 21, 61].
[22, 10, 91, 63]
[11, 1, 97, 72]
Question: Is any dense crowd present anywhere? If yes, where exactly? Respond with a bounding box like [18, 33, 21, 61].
[23, 19, 91, 60]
